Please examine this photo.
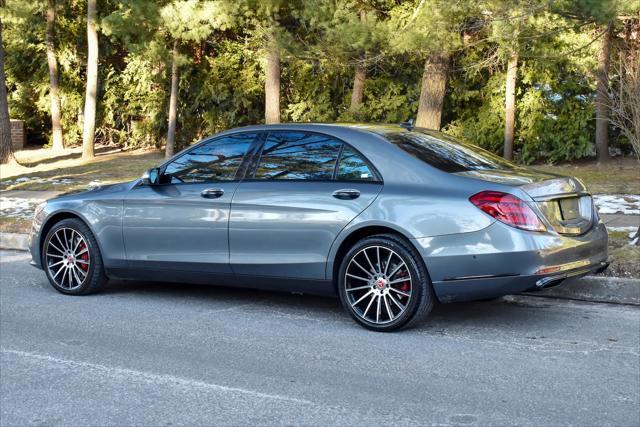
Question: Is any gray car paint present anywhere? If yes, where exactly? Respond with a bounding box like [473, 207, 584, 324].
[29, 123, 608, 301]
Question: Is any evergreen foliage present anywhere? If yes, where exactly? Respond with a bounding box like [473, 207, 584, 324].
[1, 0, 637, 163]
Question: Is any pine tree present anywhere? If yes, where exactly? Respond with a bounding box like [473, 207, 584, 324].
[0, 11, 14, 164]
[81, 0, 99, 160]
[45, 0, 64, 151]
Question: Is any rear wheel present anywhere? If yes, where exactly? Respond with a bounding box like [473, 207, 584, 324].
[42, 218, 107, 295]
[338, 234, 435, 331]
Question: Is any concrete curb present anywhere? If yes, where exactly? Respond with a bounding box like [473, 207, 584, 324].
[523, 276, 640, 306]
[0, 232, 29, 251]
[1, 232, 638, 305]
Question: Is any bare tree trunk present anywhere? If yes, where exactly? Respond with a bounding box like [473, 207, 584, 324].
[503, 52, 518, 160]
[46, 0, 63, 151]
[165, 40, 178, 159]
[596, 24, 612, 163]
[350, 63, 366, 113]
[416, 54, 449, 130]
[0, 17, 14, 165]
[82, 0, 98, 160]
[265, 46, 280, 124]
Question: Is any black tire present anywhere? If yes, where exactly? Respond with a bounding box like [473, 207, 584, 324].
[337, 233, 435, 332]
[42, 218, 107, 295]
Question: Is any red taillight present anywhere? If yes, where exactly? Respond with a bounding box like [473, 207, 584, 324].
[469, 191, 546, 232]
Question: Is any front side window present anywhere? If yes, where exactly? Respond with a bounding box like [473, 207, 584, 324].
[163, 133, 256, 183]
[254, 132, 341, 180]
[336, 146, 376, 181]
[386, 129, 517, 173]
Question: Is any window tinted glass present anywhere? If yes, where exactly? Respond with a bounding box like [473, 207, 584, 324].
[336, 146, 376, 181]
[386, 130, 516, 173]
[255, 132, 341, 180]
[163, 133, 255, 183]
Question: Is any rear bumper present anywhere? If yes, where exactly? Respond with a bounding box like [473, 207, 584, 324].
[412, 220, 608, 303]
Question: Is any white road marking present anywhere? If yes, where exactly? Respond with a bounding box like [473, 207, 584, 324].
[1, 348, 313, 405]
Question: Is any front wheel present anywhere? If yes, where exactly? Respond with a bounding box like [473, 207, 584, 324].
[42, 218, 107, 295]
[338, 234, 435, 332]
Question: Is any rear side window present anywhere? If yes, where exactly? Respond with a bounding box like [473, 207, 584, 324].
[336, 146, 376, 181]
[163, 133, 256, 183]
[255, 132, 341, 180]
[386, 130, 516, 173]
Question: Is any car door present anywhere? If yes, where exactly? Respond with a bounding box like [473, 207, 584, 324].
[123, 132, 259, 274]
[229, 131, 383, 280]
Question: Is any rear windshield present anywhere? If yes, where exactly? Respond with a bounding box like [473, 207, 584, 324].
[385, 129, 516, 173]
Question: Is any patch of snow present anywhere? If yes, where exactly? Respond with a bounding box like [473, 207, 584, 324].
[593, 194, 640, 215]
[0, 197, 41, 219]
[606, 226, 638, 233]
[1, 176, 74, 186]
[86, 180, 106, 189]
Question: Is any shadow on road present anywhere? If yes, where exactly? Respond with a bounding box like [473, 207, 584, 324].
[96, 278, 558, 333]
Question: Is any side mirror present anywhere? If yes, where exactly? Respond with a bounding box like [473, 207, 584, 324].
[141, 168, 160, 185]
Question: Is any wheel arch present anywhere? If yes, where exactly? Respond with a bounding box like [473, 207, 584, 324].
[39, 211, 99, 264]
[328, 223, 422, 293]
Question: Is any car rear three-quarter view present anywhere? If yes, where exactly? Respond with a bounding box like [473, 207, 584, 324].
[28, 123, 609, 331]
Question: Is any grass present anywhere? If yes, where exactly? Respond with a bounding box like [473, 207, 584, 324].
[0, 145, 164, 192]
[606, 231, 640, 279]
[534, 158, 639, 195]
[0, 216, 32, 234]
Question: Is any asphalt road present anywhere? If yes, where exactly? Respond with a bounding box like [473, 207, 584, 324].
[1, 250, 639, 426]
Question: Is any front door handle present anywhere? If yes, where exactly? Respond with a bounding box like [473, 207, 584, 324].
[332, 189, 360, 200]
[201, 188, 225, 199]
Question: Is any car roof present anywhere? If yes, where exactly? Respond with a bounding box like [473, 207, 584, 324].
[219, 122, 423, 138]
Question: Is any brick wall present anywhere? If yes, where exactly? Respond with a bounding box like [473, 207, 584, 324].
[10, 119, 25, 150]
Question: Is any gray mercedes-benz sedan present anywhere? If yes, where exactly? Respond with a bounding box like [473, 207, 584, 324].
[29, 123, 609, 331]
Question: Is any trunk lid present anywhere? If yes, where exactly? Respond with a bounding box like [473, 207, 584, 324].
[457, 168, 594, 236]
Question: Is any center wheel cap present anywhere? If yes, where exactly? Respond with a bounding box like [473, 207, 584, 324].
[375, 278, 387, 289]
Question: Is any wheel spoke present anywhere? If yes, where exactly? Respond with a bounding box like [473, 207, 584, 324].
[76, 248, 88, 256]
[74, 265, 88, 278]
[351, 259, 372, 277]
[72, 230, 82, 253]
[52, 264, 65, 279]
[46, 253, 64, 258]
[376, 247, 381, 274]
[390, 287, 410, 297]
[351, 289, 374, 307]
[71, 266, 83, 287]
[346, 284, 371, 292]
[387, 261, 406, 280]
[383, 295, 394, 321]
[383, 250, 393, 276]
[362, 294, 376, 319]
[346, 273, 370, 282]
[389, 277, 410, 285]
[388, 292, 406, 311]
[75, 259, 89, 265]
[376, 295, 381, 323]
[48, 241, 65, 254]
[48, 260, 65, 268]
[63, 229, 72, 251]
[54, 232, 66, 251]
[362, 248, 377, 274]
[60, 266, 69, 288]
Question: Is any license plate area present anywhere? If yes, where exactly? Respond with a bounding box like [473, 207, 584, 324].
[559, 198, 580, 220]
[536, 195, 593, 235]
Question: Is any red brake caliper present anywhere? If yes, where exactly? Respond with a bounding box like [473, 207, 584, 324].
[79, 242, 89, 271]
[395, 270, 410, 300]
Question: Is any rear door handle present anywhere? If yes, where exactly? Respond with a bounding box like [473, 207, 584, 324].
[332, 189, 360, 200]
[201, 188, 225, 199]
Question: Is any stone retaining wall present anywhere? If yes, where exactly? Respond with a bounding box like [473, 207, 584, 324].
[10, 119, 25, 150]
